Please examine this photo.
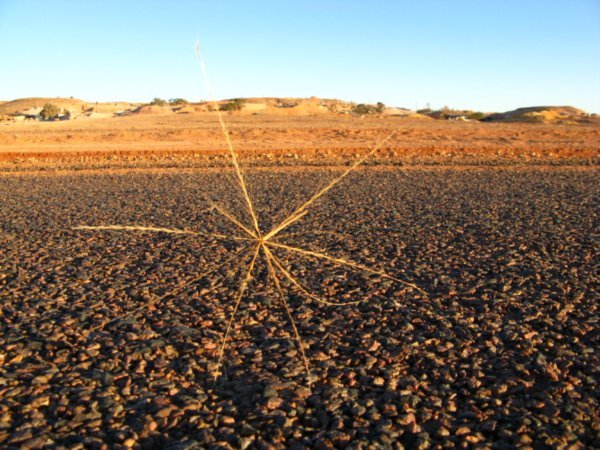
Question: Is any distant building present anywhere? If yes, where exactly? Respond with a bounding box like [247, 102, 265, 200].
[445, 114, 468, 121]
[20, 107, 43, 120]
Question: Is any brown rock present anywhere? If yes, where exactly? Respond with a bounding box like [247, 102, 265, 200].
[456, 426, 471, 436]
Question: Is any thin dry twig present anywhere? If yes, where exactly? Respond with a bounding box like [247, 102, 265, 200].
[214, 243, 261, 379]
[92, 244, 252, 332]
[196, 42, 262, 237]
[267, 241, 427, 296]
[264, 249, 313, 386]
[207, 201, 257, 239]
[70, 45, 426, 387]
[264, 245, 363, 306]
[73, 224, 249, 242]
[263, 131, 396, 240]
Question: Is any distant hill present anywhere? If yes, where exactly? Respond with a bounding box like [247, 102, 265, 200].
[0, 97, 139, 116]
[485, 106, 593, 124]
[0, 97, 88, 115]
[1, 96, 398, 118]
[0, 97, 595, 123]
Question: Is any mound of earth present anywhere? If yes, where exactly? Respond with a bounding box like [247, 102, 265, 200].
[243, 97, 336, 115]
[487, 106, 591, 124]
[89, 102, 138, 114]
[133, 105, 174, 115]
[173, 104, 198, 114]
[241, 102, 268, 113]
[400, 112, 433, 120]
[79, 112, 113, 119]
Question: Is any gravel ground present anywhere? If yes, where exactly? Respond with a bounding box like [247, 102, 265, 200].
[0, 167, 598, 449]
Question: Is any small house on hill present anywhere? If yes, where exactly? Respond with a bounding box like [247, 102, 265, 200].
[445, 113, 468, 121]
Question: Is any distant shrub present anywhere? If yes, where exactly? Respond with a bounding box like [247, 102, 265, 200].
[40, 103, 60, 120]
[169, 98, 188, 105]
[275, 100, 298, 108]
[352, 102, 385, 115]
[150, 98, 167, 107]
[467, 111, 486, 121]
[352, 104, 375, 115]
[425, 106, 449, 119]
[220, 98, 245, 112]
[522, 113, 544, 123]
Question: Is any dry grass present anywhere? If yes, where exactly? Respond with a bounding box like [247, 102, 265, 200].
[73, 45, 426, 386]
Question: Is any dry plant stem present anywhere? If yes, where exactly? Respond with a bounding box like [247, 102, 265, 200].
[90, 244, 251, 332]
[264, 249, 313, 386]
[196, 42, 262, 238]
[267, 210, 310, 239]
[70, 48, 426, 386]
[267, 241, 427, 296]
[264, 246, 363, 306]
[278, 229, 347, 241]
[39, 236, 227, 319]
[214, 243, 261, 380]
[155, 244, 250, 300]
[208, 201, 257, 239]
[73, 224, 249, 243]
[264, 131, 396, 240]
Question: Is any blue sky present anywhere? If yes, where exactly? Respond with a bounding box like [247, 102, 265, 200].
[1, 0, 599, 112]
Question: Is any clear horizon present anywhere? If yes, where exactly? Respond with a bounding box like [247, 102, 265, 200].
[1, 0, 599, 113]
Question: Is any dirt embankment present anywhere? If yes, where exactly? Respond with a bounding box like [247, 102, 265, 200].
[0, 97, 138, 116]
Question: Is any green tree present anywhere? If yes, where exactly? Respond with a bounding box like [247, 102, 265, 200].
[150, 98, 167, 106]
[40, 103, 60, 120]
[220, 98, 245, 111]
[169, 98, 188, 105]
[352, 104, 374, 115]
[352, 102, 385, 115]
[467, 111, 485, 121]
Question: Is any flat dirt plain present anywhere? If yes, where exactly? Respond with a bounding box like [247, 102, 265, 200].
[1, 113, 599, 170]
[0, 114, 598, 449]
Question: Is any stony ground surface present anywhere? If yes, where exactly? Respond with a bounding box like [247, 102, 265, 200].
[0, 167, 598, 449]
